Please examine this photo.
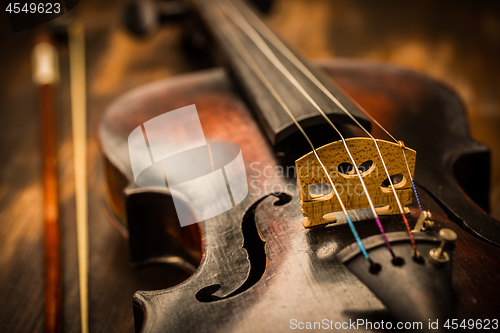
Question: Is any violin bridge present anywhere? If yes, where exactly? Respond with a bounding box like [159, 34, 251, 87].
[296, 138, 416, 228]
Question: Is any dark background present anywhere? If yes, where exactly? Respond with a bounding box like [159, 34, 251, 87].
[0, 0, 499, 332]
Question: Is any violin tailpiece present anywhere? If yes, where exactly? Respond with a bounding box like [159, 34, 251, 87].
[337, 231, 455, 327]
[296, 138, 416, 228]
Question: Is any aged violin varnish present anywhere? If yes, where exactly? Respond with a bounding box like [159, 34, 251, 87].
[96, 0, 500, 332]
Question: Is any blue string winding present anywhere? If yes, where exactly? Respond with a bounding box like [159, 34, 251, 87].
[411, 180, 422, 212]
[346, 216, 370, 261]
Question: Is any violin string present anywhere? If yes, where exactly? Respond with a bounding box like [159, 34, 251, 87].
[207, 0, 372, 263]
[351, 103, 422, 207]
[228, 0, 423, 216]
[224, 0, 420, 257]
[232, 6, 421, 254]
[218, 0, 396, 259]
[229, 0, 419, 255]
[357, 101, 424, 214]
[227, 0, 421, 190]
[349, 110, 422, 214]
[399, 142, 423, 212]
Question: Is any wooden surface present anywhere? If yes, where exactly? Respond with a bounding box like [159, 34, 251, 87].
[1, 0, 500, 332]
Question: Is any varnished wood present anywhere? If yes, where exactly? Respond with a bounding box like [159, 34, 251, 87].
[99, 60, 500, 332]
[40, 82, 62, 333]
[33, 32, 62, 333]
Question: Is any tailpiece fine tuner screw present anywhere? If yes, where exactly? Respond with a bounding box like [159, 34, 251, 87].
[429, 228, 457, 265]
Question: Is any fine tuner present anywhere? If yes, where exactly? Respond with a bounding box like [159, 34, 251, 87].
[429, 228, 458, 265]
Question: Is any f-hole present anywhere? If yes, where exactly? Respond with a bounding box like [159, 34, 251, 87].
[196, 192, 292, 302]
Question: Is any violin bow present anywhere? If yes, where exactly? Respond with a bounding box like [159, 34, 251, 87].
[69, 21, 89, 333]
[33, 30, 62, 333]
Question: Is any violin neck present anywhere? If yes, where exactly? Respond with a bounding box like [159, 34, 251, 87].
[192, 0, 370, 146]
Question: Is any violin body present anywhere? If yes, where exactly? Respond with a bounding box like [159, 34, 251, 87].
[99, 59, 500, 332]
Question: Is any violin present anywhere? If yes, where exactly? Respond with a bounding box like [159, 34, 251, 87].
[98, 0, 500, 332]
